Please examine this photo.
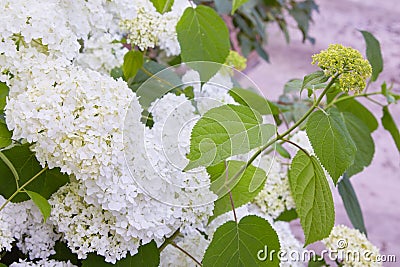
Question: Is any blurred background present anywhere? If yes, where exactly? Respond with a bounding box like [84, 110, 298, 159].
[245, 0, 400, 265]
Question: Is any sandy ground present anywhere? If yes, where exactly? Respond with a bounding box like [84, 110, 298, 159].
[246, 0, 400, 265]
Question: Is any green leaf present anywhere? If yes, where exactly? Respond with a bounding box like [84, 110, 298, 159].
[338, 173, 367, 235]
[185, 104, 276, 170]
[49, 241, 80, 266]
[133, 60, 182, 108]
[232, 0, 248, 15]
[82, 241, 159, 267]
[301, 70, 328, 94]
[335, 98, 378, 132]
[306, 108, 357, 183]
[274, 143, 291, 159]
[207, 160, 266, 221]
[128, 241, 159, 267]
[123, 50, 144, 81]
[284, 79, 302, 94]
[360, 30, 383, 82]
[289, 151, 335, 245]
[0, 81, 9, 113]
[229, 87, 279, 115]
[0, 263, 7, 267]
[25, 190, 51, 222]
[150, 0, 174, 14]
[308, 255, 327, 267]
[0, 144, 69, 202]
[275, 208, 298, 222]
[203, 215, 280, 267]
[341, 112, 375, 177]
[177, 6, 230, 78]
[0, 122, 12, 148]
[381, 106, 400, 153]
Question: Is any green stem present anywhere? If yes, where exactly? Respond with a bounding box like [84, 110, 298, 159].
[0, 151, 20, 190]
[230, 75, 339, 183]
[0, 166, 48, 212]
[159, 228, 181, 252]
[326, 91, 380, 109]
[281, 139, 311, 158]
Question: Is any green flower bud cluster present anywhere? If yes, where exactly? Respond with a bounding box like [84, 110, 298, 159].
[312, 44, 372, 93]
[225, 50, 247, 71]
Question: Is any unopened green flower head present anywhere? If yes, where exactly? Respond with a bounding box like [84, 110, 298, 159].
[312, 44, 372, 93]
[225, 50, 247, 71]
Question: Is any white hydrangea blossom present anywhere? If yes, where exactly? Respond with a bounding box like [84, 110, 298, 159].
[0, 196, 60, 260]
[75, 33, 128, 74]
[119, 0, 189, 56]
[323, 225, 382, 267]
[253, 155, 296, 219]
[49, 182, 140, 263]
[10, 259, 77, 267]
[182, 69, 236, 114]
[0, 196, 15, 252]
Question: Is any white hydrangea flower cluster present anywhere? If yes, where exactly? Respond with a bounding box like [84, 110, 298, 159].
[0, 196, 60, 260]
[323, 225, 382, 267]
[10, 259, 76, 267]
[119, 0, 190, 56]
[182, 69, 236, 114]
[49, 182, 140, 263]
[75, 33, 128, 74]
[254, 155, 296, 219]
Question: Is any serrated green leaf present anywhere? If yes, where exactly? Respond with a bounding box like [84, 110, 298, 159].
[289, 151, 335, 245]
[0, 144, 69, 202]
[338, 173, 367, 235]
[185, 104, 275, 170]
[176, 6, 230, 80]
[381, 106, 400, 153]
[229, 87, 279, 115]
[335, 98, 378, 132]
[123, 50, 143, 81]
[207, 160, 266, 221]
[301, 70, 328, 94]
[232, 0, 248, 14]
[306, 108, 357, 183]
[150, 0, 174, 14]
[203, 215, 280, 267]
[0, 81, 9, 113]
[82, 241, 159, 267]
[360, 30, 383, 82]
[25, 190, 51, 222]
[275, 208, 298, 222]
[341, 112, 374, 177]
[0, 122, 12, 148]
